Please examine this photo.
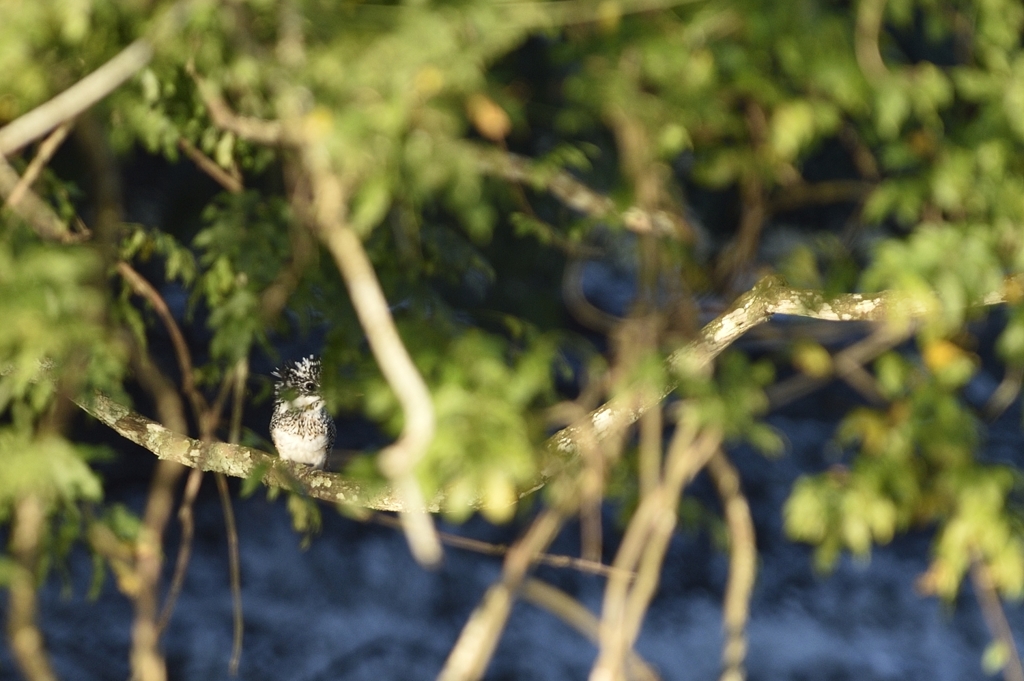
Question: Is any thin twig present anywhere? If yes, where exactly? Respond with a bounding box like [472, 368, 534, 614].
[132, 456, 181, 681]
[369, 513, 631, 579]
[208, 368, 239, 433]
[177, 137, 243, 194]
[635, 404, 665, 507]
[155, 366, 246, 647]
[5, 121, 74, 209]
[259, 162, 317, 323]
[715, 168, 765, 292]
[157, 468, 203, 631]
[515, 150, 610, 214]
[129, 346, 196, 639]
[591, 410, 721, 681]
[116, 262, 208, 421]
[119, 266, 247, 658]
[438, 508, 568, 681]
[970, 550, 1024, 681]
[227, 358, 248, 446]
[573, 399, 608, 564]
[561, 257, 625, 333]
[521, 579, 660, 681]
[983, 367, 1023, 422]
[215, 473, 244, 676]
[706, 450, 756, 681]
[0, 152, 82, 242]
[766, 325, 910, 408]
[127, 347, 190, 681]
[221, 358, 249, 676]
[131, 345, 190, 435]
[767, 180, 875, 214]
[839, 125, 881, 182]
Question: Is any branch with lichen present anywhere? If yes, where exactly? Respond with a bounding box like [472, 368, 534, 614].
[74, 274, 1024, 513]
[75, 392, 414, 511]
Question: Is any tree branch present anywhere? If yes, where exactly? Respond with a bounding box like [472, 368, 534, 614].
[176, 137, 243, 195]
[592, 413, 722, 681]
[521, 579, 660, 681]
[438, 508, 568, 681]
[707, 450, 756, 681]
[187, 65, 292, 146]
[970, 549, 1024, 681]
[117, 262, 208, 426]
[0, 153, 84, 243]
[5, 495, 59, 681]
[305, 162, 442, 566]
[369, 512, 631, 579]
[475, 147, 684, 237]
[5, 121, 74, 209]
[545, 273, 1024, 537]
[0, 40, 153, 156]
[855, 0, 890, 83]
[73, 274, 1024, 514]
[767, 179, 875, 214]
[75, 392, 418, 511]
[131, 459, 178, 681]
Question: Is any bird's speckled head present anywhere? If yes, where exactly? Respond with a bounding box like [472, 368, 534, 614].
[272, 356, 324, 408]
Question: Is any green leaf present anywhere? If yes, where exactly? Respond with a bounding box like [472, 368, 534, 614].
[982, 641, 1009, 675]
[241, 461, 272, 498]
[771, 100, 816, 161]
[351, 174, 393, 236]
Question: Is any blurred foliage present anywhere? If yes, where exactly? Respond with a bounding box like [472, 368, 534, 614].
[3, 0, 1024, 645]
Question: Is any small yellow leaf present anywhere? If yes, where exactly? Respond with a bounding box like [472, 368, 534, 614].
[111, 559, 141, 598]
[414, 66, 445, 98]
[303, 106, 334, 140]
[792, 340, 832, 378]
[214, 131, 235, 169]
[922, 339, 977, 386]
[922, 339, 963, 372]
[480, 474, 517, 524]
[467, 94, 511, 142]
[841, 513, 871, 556]
[771, 101, 815, 161]
[916, 560, 959, 598]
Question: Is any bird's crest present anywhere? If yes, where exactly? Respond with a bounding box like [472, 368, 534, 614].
[272, 355, 323, 397]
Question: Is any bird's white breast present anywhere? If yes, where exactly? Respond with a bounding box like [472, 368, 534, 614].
[271, 426, 330, 468]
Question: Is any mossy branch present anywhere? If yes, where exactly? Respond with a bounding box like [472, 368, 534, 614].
[75, 274, 1024, 511]
[75, 392, 417, 511]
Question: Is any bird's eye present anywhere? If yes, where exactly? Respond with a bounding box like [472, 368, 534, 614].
[304, 381, 316, 392]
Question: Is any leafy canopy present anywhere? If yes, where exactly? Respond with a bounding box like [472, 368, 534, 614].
[3, 0, 1024, 615]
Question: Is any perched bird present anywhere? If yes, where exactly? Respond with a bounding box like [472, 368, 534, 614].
[270, 356, 336, 470]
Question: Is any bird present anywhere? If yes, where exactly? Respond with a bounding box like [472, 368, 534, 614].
[269, 355, 336, 470]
